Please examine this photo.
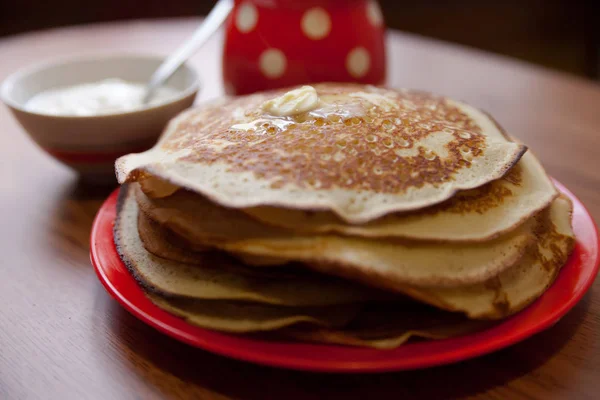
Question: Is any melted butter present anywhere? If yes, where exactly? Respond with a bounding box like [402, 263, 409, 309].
[232, 91, 368, 134]
[262, 85, 319, 117]
[231, 118, 295, 132]
[308, 101, 365, 120]
[348, 92, 400, 112]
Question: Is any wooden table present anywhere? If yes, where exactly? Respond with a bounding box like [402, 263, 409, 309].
[1, 18, 599, 400]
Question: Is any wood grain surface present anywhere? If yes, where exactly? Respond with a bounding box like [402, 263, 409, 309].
[1, 18, 599, 400]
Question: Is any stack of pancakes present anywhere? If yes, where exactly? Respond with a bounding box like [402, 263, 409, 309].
[114, 83, 575, 348]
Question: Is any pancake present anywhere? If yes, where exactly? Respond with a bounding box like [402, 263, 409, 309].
[114, 186, 382, 307]
[137, 185, 573, 319]
[137, 207, 207, 264]
[116, 83, 526, 224]
[134, 184, 535, 289]
[111, 83, 575, 347]
[270, 196, 574, 320]
[242, 151, 558, 242]
[282, 302, 491, 349]
[150, 294, 488, 347]
[148, 293, 360, 333]
[410, 195, 575, 319]
[138, 205, 291, 267]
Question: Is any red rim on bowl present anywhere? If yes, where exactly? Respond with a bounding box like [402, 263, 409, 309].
[90, 181, 600, 373]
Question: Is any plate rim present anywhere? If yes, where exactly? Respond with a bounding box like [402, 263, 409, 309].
[90, 181, 600, 373]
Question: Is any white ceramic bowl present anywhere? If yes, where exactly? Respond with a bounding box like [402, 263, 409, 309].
[1, 54, 200, 182]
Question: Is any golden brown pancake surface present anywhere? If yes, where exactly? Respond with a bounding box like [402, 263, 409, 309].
[117, 83, 525, 223]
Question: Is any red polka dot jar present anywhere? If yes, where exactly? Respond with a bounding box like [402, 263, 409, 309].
[223, 0, 387, 95]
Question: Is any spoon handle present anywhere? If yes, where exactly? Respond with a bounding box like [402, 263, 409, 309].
[144, 0, 234, 103]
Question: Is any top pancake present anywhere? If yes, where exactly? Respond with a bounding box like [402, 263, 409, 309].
[116, 83, 525, 224]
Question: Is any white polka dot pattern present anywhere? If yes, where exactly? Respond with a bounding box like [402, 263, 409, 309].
[366, 1, 384, 27]
[346, 47, 371, 78]
[301, 7, 332, 40]
[235, 2, 258, 33]
[259, 48, 287, 79]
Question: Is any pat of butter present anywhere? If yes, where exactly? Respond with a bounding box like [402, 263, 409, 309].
[262, 86, 319, 117]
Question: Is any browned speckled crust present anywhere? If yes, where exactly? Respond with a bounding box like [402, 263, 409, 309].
[162, 84, 490, 194]
[484, 277, 511, 317]
[430, 200, 574, 320]
[491, 201, 575, 319]
[532, 202, 576, 275]
[428, 164, 522, 216]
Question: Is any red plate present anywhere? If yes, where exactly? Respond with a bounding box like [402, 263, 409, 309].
[90, 181, 599, 373]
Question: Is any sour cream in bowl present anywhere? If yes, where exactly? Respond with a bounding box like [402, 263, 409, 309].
[24, 78, 182, 117]
[1, 54, 200, 183]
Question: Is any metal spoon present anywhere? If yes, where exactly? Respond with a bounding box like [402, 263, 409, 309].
[143, 0, 234, 103]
